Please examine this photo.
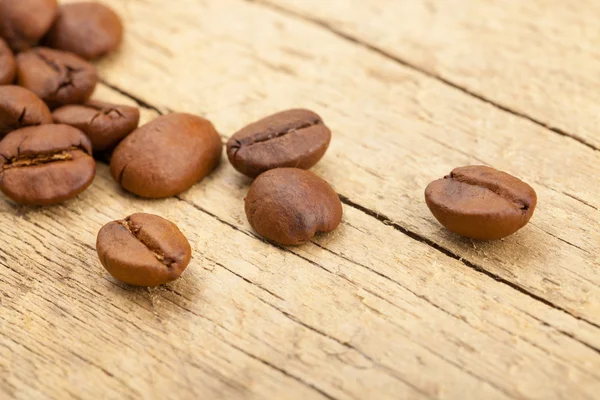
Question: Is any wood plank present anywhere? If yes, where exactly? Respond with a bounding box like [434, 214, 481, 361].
[257, 0, 600, 150]
[5, 84, 599, 398]
[1, 1, 598, 398]
[3, 148, 599, 399]
[93, 0, 600, 325]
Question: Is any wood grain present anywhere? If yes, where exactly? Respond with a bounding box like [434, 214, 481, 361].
[3, 137, 600, 399]
[1, 0, 599, 399]
[259, 0, 600, 150]
[94, 0, 600, 323]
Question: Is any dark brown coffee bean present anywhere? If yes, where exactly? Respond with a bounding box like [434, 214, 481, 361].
[0, 124, 95, 205]
[227, 109, 331, 178]
[96, 213, 192, 287]
[0, 38, 16, 84]
[425, 165, 537, 240]
[0, 86, 53, 139]
[0, 0, 58, 52]
[16, 47, 98, 108]
[245, 168, 342, 245]
[52, 101, 139, 152]
[111, 113, 222, 198]
[44, 2, 123, 60]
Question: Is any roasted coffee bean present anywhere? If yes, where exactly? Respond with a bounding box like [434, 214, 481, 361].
[425, 165, 537, 240]
[52, 101, 139, 152]
[0, 86, 52, 139]
[0, 124, 95, 205]
[245, 168, 342, 245]
[0, 0, 58, 52]
[44, 2, 123, 60]
[111, 113, 222, 198]
[0, 38, 16, 84]
[16, 47, 98, 108]
[96, 213, 192, 287]
[227, 109, 331, 178]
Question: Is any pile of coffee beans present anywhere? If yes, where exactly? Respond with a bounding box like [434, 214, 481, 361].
[0, 0, 123, 207]
[0, 1, 537, 287]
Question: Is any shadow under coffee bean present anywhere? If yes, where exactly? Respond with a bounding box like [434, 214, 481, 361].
[425, 165, 537, 240]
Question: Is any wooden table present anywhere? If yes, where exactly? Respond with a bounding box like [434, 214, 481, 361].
[2, 1, 599, 399]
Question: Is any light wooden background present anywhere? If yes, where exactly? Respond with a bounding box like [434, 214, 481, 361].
[1, 1, 599, 399]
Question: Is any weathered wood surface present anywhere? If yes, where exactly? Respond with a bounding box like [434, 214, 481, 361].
[259, 0, 600, 149]
[1, 0, 599, 399]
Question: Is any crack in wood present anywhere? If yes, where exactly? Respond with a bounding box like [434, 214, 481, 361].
[247, 0, 599, 153]
[158, 287, 339, 398]
[98, 76, 599, 214]
[172, 194, 600, 387]
[562, 192, 599, 211]
[99, 79, 165, 115]
[222, 340, 341, 400]
[250, 293, 438, 398]
[517, 308, 600, 356]
[297, 244, 600, 391]
[529, 222, 590, 254]
[311, 241, 600, 356]
[181, 358, 248, 395]
[96, 80, 600, 351]
[531, 179, 599, 211]
[207, 257, 285, 301]
[175, 190, 600, 349]
[336, 194, 600, 331]
[67, 349, 138, 394]
[491, 322, 600, 380]
[251, 293, 527, 399]
[142, 288, 293, 394]
[1, 312, 138, 398]
[163, 286, 342, 398]
[2, 191, 598, 398]
[368, 313, 523, 400]
[0, 242, 335, 399]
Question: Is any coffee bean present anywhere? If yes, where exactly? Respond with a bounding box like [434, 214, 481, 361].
[52, 101, 139, 152]
[245, 168, 342, 245]
[96, 213, 192, 287]
[425, 165, 537, 240]
[0, 38, 16, 85]
[16, 47, 98, 108]
[111, 113, 222, 198]
[0, 0, 58, 52]
[0, 124, 95, 205]
[227, 109, 331, 178]
[44, 2, 123, 60]
[0, 86, 53, 139]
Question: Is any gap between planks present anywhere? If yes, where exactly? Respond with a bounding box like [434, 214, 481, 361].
[245, 0, 599, 153]
[99, 81, 600, 353]
[155, 287, 339, 400]
[3, 170, 598, 398]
